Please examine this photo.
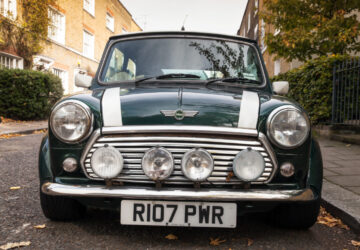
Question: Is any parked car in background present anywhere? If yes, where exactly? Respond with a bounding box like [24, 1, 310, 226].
[39, 31, 323, 229]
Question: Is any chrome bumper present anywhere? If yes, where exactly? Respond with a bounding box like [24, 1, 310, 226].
[42, 182, 316, 202]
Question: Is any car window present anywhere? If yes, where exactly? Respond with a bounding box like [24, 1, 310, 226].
[101, 38, 263, 84]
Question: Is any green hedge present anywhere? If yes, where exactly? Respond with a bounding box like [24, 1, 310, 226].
[272, 55, 355, 124]
[0, 69, 63, 120]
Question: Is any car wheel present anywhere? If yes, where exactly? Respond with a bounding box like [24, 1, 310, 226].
[40, 190, 86, 221]
[270, 199, 320, 229]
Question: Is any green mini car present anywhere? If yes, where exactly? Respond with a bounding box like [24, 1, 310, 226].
[39, 31, 323, 229]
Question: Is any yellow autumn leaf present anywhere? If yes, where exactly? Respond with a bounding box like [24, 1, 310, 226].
[210, 237, 226, 246]
[33, 224, 46, 229]
[351, 240, 360, 247]
[317, 206, 350, 230]
[165, 234, 178, 240]
[247, 238, 254, 246]
[9, 186, 21, 190]
[0, 241, 31, 250]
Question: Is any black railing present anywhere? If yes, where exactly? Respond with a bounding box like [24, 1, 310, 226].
[332, 59, 360, 126]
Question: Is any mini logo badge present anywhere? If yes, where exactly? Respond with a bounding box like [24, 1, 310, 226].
[160, 109, 199, 120]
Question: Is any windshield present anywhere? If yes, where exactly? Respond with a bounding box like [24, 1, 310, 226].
[100, 37, 264, 84]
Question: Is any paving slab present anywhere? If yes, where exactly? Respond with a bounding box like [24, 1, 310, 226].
[0, 120, 47, 135]
[325, 176, 360, 187]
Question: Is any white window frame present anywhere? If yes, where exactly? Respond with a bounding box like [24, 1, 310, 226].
[122, 28, 128, 34]
[33, 55, 53, 70]
[247, 13, 251, 32]
[48, 7, 65, 45]
[83, 30, 94, 59]
[0, 0, 17, 19]
[0, 52, 23, 69]
[83, 0, 95, 17]
[254, 0, 258, 16]
[52, 68, 68, 94]
[260, 20, 267, 53]
[106, 12, 114, 32]
[274, 28, 281, 36]
[274, 60, 281, 76]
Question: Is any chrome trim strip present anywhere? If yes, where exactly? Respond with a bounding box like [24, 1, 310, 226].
[102, 87, 123, 127]
[42, 182, 315, 202]
[102, 126, 259, 137]
[238, 91, 259, 129]
[258, 132, 278, 183]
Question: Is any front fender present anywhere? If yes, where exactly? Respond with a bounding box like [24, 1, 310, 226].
[38, 134, 53, 184]
[307, 137, 323, 197]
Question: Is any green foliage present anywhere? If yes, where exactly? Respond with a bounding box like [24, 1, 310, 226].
[272, 55, 354, 124]
[260, 0, 360, 62]
[0, 0, 56, 68]
[0, 69, 63, 120]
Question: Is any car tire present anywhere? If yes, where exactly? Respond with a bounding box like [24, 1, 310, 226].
[270, 199, 320, 229]
[40, 190, 86, 221]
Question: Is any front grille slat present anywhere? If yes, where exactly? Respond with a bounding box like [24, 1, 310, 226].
[83, 134, 276, 185]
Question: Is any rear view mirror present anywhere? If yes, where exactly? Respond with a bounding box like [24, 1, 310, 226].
[272, 81, 289, 95]
[75, 74, 92, 88]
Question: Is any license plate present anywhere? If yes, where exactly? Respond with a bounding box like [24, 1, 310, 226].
[120, 200, 237, 228]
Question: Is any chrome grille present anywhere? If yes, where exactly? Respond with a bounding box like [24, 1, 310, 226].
[82, 132, 277, 185]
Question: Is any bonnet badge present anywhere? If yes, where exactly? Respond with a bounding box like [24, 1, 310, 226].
[160, 109, 199, 120]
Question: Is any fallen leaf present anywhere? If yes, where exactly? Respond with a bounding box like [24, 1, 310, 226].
[317, 206, 350, 230]
[0, 241, 31, 250]
[9, 186, 21, 190]
[210, 237, 226, 246]
[33, 224, 46, 229]
[346, 144, 351, 147]
[165, 234, 178, 240]
[0, 134, 24, 140]
[247, 238, 254, 246]
[351, 240, 360, 247]
[32, 129, 47, 134]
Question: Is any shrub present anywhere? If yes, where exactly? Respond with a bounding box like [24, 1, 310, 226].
[0, 69, 63, 120]
[272, 55, 355, 124]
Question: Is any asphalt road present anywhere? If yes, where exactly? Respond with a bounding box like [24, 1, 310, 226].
[0, 134, 359, 249]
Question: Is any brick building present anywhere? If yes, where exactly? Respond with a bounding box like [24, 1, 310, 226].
[237, 0, 302, 77]
[0, 0, 141, 94]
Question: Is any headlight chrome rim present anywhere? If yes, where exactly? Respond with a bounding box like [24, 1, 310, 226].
[181, 148, 214, 182]
[50, 100, 93, 144]
[266, 105, 310, 149]
[142, 147, 174, 181]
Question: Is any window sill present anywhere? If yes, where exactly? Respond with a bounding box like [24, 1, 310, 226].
[106, 26, 114, 33]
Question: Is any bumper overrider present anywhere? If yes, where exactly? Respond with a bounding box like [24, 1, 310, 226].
[41, 182, 316, 202]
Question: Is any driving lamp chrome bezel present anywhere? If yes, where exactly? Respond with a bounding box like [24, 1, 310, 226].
[142, 147, 174, 181]
[266, 105, 310, 149]
[50, 100, 93, 144]
[181, 148, 214, 182]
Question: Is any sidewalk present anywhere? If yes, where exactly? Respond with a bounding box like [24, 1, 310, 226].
[317, 137, 360, 232]
[0, 120, 47, 136]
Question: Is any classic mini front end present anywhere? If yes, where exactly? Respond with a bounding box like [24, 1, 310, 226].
[39, 31, 323, 229]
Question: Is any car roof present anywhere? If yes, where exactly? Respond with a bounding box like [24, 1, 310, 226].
[109, 31, 257, 45]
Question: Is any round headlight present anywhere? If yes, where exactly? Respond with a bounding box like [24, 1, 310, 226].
[233, 148, 265, 182]
[91, 146, 123, 179]
[50, 100, 92, 143]
[142, 147, 174, 181]
[181, 149, 214, 182]
[267, 106, 310, 148]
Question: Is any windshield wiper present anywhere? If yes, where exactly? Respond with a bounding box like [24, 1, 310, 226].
[135, 73, 201, 83]
[205, 77, 261, 86]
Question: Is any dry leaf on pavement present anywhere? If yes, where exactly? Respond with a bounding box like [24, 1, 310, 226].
[33, 224, 46, 229]
[0, 134, 24, 140]
[210, 237, 226, 246]
[346, 144, 351, 147]
[9, 186, 21, 190]
[0, 241, 31, 250]
[247, 238, 254, 246]
[317, 207, 350, 230]
[351, 240, 360, 247]
[165, 234, 178, 240]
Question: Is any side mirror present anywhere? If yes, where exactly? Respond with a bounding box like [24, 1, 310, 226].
[272, 81, 289, 95]
[75, 73, 92, 88]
